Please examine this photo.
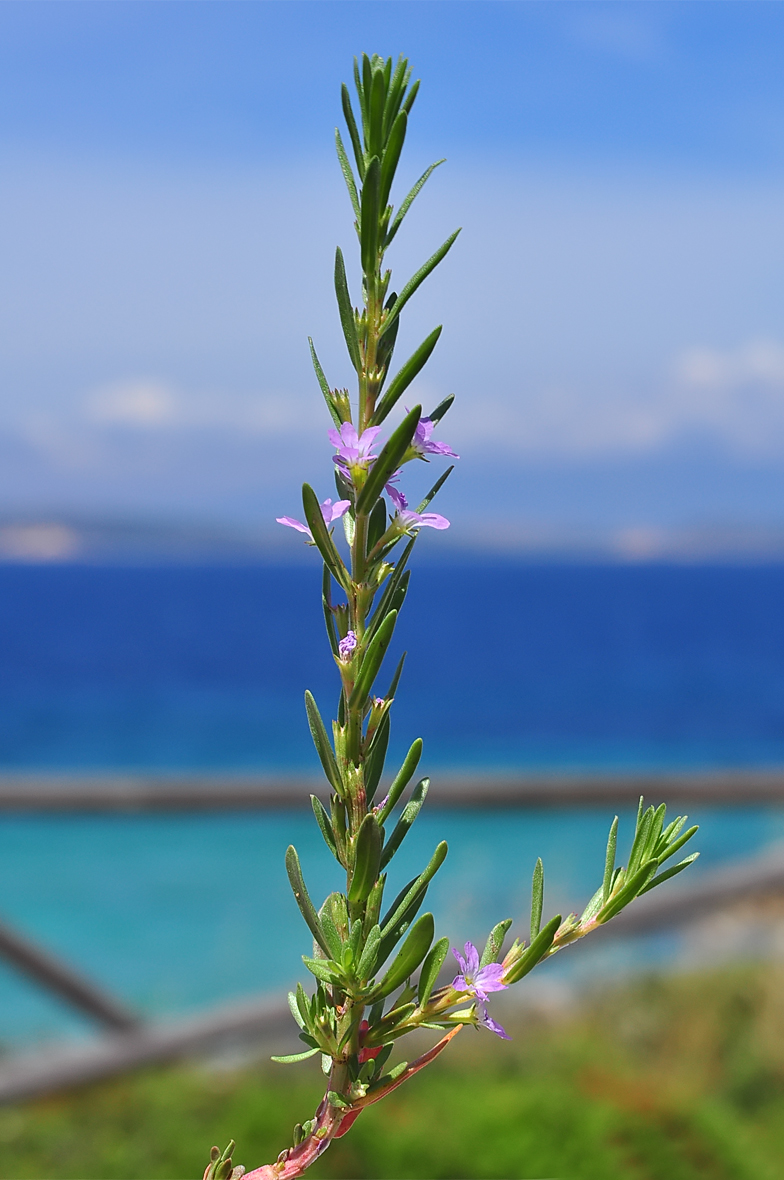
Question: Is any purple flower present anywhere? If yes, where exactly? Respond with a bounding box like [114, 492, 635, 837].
[276, 497, 350, 542]
[388, 484, 450, 531]
[451, 942, 508, 1003]
[410, 417, 459, 460]
[329, 423, 381, 471]
[477, 1003, 510, 1040]
[338, 630, 358, 661]
[452, 941, 509, 1040]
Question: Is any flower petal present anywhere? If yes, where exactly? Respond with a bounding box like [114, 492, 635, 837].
[276, 516, 312, 538]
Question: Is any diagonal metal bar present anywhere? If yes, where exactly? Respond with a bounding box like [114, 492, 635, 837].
[0, 919, 140, 1032]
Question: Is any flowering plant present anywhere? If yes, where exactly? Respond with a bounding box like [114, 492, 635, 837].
[205, 54, 699, 1180]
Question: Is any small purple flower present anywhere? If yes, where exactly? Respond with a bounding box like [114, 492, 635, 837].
[388, 484, 449, 531]
[410, 417, 459, 460]
[452, 941, 509, 1040]
[338, 630, 358, 661]
[329, 423, 381, 472]
[451, 942, 508, 1003]
[477, 1003, 510, 1040]
[276, 497, 350, 542]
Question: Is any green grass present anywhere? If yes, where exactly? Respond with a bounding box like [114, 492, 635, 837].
[1, 964, 784, 1179]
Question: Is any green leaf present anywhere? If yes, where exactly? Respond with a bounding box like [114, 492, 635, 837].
[372, 327, 443, 425]
[304, 690, 344, 797]
[348, 813, 384, 904]
[287, 990, 306, 1030]
[503, 914, 561, 985]
[401, 77, 420, 115]
[377, 737, 423, 823]
[385, 649, 407, 700]
[356, 923, 382, 981]
[367, 497, 388, 553]
[311, 794, 338, 860]
[415, 466, 454, 515]
[360, 156, 381, 276]
[368, 912, 434, 1001]
[380, 777, 429, 869]
[285, 845, 332, 957]
[301, 483, 349, 591]
[302, 956, 342, 984]
[368, 67, 385, 158]
[657, 824, 699, 866]
[335, 128, 360, 220]
[361, 55, 373, 139]
[318, 901, 345, 961]
[368, 538, 416, 631]
[380, 231, 461, 341]
[385, 160, 445, 247]
[530, 858, 544, 941]
[638, 852, 699, 896]
[341, 83, 365, 179]
[382, 55, 407, 141]
[417, 936, 449, 1006]
[271, 1046, 321, 1065]
[379, 110, 407, 210]
[380, 842, 448, 940]
[480, 919, 513, 969]
[355, 404, 421, 515]
[321, 565, 339, 659]
[597, 861, 657, 923]
[308, 337, 342, 428]
[365, 712, 390, 804]
[334, 248, 361, 372]
[602, 816, 619, 905]
[349, 609, 397, 708]
[428, 393, 454, 425]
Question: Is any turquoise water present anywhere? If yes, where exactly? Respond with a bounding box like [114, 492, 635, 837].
[2, 805, 782, 1046]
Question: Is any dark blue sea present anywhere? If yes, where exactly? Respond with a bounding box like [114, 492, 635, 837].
[1, 562, 784, 1045]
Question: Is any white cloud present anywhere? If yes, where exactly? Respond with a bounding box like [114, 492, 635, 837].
[86, 380, 177, 426]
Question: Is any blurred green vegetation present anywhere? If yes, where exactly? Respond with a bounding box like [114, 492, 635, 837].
[1, 964, 783, 1179]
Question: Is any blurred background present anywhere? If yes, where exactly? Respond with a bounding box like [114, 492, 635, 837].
[2, 2, 784, 1177]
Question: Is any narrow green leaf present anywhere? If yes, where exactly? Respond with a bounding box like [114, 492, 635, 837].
[380, 777, 429, 868]
[360, 156, 381, 276]
[372, 327, 443, 425]
[302, 483, 349, 591]
[656, 824, 699, 866]
[385, 649, 407, 700]
[356, 404, 421, 515]
[367, 497, 387, 553]
[380, 842, 448, 939]
[356, 923, 382, 981]
[417, 936, 449, 1006]
[349, 609, 397, 708]
[334, 248, 361, 372]
[348, 813, 383, 904]
[341, 82, 365, 179]
[368, 912, 434, 1000]
[302, 956, 341, 984]
[321, 565, 339, 658]
[382, 55, 407, 141]
[379, 110, 407, 210]
[377, 738, 423, 823]
[304, 690, 344, 797]
[480, 919, 513, 969]
[386, 159, 445, 247]
[288, 990, 306, 1030]
[368, 538, 416, 634]
[428, 393, 454, 425]
[285, 845, 332, 957]
[308, 337, 342, 429]
[530, 858, 544, 941]
[627, 804, 654, 875]
[365, 711, 390, 804]
[380, 231, 461, 340]
[335, 128, 360, 220]
[638, 852, 699, 895]
[401, 77, 420, 115]
[602, 816, 619, 905]
[311, 794, 338, 859]
[368, 67, 385, 158]
[271, 1047, 321, 1065]
[416, 466, 453, 515]
[503, 914, 561, 985]
[361, 54, 373, 139]
[318, 897, 345, 960]
[597, 861, 658, 923]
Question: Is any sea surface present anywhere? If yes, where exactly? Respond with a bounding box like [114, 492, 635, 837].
[1, 562, 784, 1045]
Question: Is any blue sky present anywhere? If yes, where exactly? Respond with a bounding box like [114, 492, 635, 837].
[2, 1, 784, 555]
